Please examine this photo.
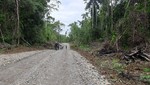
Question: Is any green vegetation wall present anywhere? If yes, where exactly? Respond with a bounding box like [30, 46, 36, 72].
[69, 0, 150, 49]
[0, 0, 63, 45]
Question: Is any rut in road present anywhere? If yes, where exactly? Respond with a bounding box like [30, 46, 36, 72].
[0, 44, 110, 85]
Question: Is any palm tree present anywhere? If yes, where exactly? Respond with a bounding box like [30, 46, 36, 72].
[81, 12, 89, 20]
[85, 0, 103, 39]
[86, 0, 102, 29]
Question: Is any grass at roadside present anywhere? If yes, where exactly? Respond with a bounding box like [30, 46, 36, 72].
[0, 48, 5, 53]
[71, 44, 91, 52]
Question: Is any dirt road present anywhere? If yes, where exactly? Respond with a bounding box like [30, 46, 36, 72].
[0, 44, 110, 85]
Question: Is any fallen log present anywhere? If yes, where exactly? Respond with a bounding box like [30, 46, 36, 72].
[123, 50, 150, 62]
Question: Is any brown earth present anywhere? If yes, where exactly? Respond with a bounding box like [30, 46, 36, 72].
[0, 42, 55, 54]
[72, 43, 150, 85]
[0, 45, 47, 54]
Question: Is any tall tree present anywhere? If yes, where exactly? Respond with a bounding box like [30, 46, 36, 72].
[15, 0, 20, 45]
[110, 0, 113, 32]
[85, 0, 103, 39]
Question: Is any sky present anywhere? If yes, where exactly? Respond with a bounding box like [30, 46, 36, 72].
[51, 0, 86, 35]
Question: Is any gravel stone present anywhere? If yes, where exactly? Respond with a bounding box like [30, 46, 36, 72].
[0, 44, 110, 85]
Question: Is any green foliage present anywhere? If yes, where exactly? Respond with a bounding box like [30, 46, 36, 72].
[140, 75, 150, 83]
[69, 18, 92, 45]
[69, 0, 150, 49]
[0, 0, 64, 44]
[0, 48, 5, 53]
[143, 68, 150, 72]
[112, 59, 124, 73]
[111, 32, 117, 44]
[0, 13, 5, 23]
[79, 44, 91, 52]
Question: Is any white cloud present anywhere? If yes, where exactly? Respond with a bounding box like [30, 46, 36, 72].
[51, 0, 86, 35]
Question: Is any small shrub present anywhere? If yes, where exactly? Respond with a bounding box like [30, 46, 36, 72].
[0, 48, 5, 53]
[79, 45, 91, 51]
[100, 60, 111, 68]
[143, 68, 150, 72]
[140, 75, 150, 83]
[112, 59, 124, 73]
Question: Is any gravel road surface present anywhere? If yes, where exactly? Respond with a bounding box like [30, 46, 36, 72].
[0, 44, 110, 85]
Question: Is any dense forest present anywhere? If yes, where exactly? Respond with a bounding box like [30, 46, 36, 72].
[69, 0, 150, 50]
[0, 0, 67, 46]
[0, 0, 150, 84]
[0, 0, 150, 49]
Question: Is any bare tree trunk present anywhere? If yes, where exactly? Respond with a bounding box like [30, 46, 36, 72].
[144, 0, 148, 48]
[110, 0, 113, 32]
[0, 24, 5, 43]
[106, 0, 109, 38]
[132, 26, 135, 44]
[15, 0, 20, 45]
[144, 0, 147, 13]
